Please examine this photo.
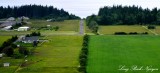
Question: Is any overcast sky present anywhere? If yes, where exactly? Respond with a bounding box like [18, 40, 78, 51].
[1, 0, 160, 18]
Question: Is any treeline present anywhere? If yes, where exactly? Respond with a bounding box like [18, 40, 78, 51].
[0, 36, 18, 56]
[78, 35, 89, 73]
[86, 15, 99, 34]
[87, 5, 160, 25]
[0, 5, 80, 19]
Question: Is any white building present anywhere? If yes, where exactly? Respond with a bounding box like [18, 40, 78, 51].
[7, 17, 15, 21]
[3, 63, 10, 67]
[0, 54, 3, 58]
[18, 26, 30, 31]
[2, 26, 12, 30]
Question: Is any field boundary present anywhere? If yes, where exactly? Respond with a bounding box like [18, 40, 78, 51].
[142, 26, 158, 35]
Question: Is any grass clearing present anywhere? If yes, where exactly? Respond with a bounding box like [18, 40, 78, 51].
[17, 35, 83, 73]
[29, 20, 80, 32]
[99, 25, 153, 35]
[87, 35, 160, 73]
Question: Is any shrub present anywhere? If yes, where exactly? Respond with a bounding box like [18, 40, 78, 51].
[55, 26, 59, 31]
[148, 25, 156, 29]
[141, 32, 148, 35]
[79, 35, 89, 73]
[129, 32, 138, 35]
[13, 52, 24, 59]
[19, 47, 29, 55]
[115, 32, 127, 35]
[2, 46, 14, 57]
[78, 66, 86, 73]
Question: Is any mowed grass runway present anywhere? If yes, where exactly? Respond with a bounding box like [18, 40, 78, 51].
[87, 35, 160, 73]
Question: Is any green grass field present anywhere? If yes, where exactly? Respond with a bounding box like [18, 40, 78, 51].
[0, 57, 22, 73]
[99, 25, 153, 35]
[29, 20, 80, 32]
[87, 35, 160, 73]
[16, 35, 83, 73]
[0, 36, 22, 73]
[0, 20, 80, 36]
[0, 36, 11, 45]
[0, 31, 31, 36]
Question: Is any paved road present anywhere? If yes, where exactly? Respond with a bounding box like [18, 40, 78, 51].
[79, 20, 84, 35]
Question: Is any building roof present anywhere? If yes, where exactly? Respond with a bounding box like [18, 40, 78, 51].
[7, 17, 15, 21]
[0, 21, 16, 27]
[18, 26, 30, 29]
[22, 36, 39, 42]
[4, 26, 12, 29]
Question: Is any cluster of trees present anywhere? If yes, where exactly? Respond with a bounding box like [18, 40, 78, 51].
[0, 36, 18, 56]
[148, 25, 156, 29]
[114, 32, 148, 35]
[86, 15, 99, 34]
[14, 47, 29, 59]
[11, 23, 22, 29]
[78, 35, 89, 73]
[26, 32, 41, 37]
[0, 5, 80, 19]
[87, 5, 160, 25]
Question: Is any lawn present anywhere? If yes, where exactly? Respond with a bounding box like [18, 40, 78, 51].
[0, 31, 31, 36]
[0, 57, 22, 73]
[87, 35, 160, 73]
[0, 36, 22, 73]
[16, 35, 83, 73]
[99, 25, 153, 35]
[29, 20, 80, 32]
[0, 36, 11, 45]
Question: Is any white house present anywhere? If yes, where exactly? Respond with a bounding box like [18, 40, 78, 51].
[2, 26, 12, 30]
[21, 36, 39, 43]
[18, 26, 30, 31]
[7, 17, 15, 21]
[0, 54, 3, 58]
[3, 63, 10, 67]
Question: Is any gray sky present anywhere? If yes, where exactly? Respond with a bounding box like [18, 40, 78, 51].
[1, 0, 160, 18]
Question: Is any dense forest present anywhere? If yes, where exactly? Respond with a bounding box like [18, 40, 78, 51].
[87, 5, 160, 26]
[86, 5, 160, 33]
[0, 5, 80, 19]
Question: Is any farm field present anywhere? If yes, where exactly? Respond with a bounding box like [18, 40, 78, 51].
[16, 35, 83, 73]
[99, 25, 153, 35]
[29, 20, 80, 32]
[0, 20, 80, 36]
[154, 26, 160, 34]
[87, 35, 160, 73]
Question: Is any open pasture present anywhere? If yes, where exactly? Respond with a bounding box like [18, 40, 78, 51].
[29, 20, 80, 32]
[99, 25, 153, 35]
[87, 35, 160, 73]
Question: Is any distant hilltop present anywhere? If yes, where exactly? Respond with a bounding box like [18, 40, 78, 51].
[0, 5, 80, 19]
